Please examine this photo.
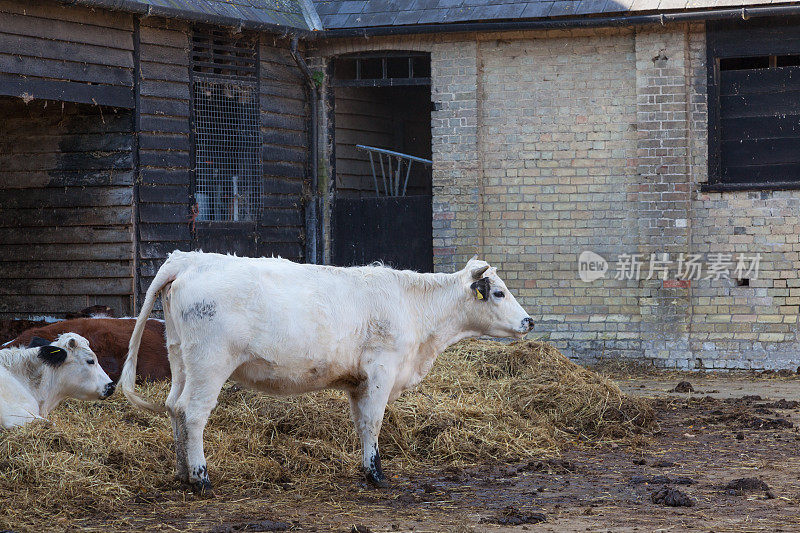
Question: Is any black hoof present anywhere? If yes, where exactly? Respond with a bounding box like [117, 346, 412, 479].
[190, 478, 214, 497]
[365, 470, 389, 488]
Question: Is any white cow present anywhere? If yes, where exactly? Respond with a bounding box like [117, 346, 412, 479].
[120, 251, 533, 493]
[0, 333, 115, 429]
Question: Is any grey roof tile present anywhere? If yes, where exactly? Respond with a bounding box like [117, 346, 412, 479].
[521, 1, 555, 17]
[358, 11, 398, 25]
[485, 3, 528, 17]
[437, 0, 464, 7]
[657, 0, 688, 8]
[414, 0, 442, 9]
[315, 1, 340, 14]
[576, 0, 610, 13]
[629, 0, 660, 10]
[337, 0, 367, 13]
[418, 8, 446, 22]
[323, 12, 353, 25]
[393, 8, 424, 24]
[603, 0, 636, 11]
[548, 0, 579, 15]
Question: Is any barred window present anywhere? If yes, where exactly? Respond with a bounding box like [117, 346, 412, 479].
[191, 28, 261, 221]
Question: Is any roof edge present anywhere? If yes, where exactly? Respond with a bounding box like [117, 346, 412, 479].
[298, 0, 324, 31]
[61, 0, 314, 37]
[312, 4, 800, 39]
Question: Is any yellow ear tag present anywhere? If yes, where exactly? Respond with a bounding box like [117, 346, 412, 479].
[475, 289, 484, 299]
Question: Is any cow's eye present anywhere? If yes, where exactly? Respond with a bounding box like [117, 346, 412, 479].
[87, 359, 95, 365]
[493, 291, 505, 298]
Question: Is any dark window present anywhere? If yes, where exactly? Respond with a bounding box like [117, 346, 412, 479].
[332, 52, 431, 87]
[191, 28, 261, 222]
[707, 18, 800, 190]
[719, 56, 770, 71]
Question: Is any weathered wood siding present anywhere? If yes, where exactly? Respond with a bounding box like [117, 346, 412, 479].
[0, 0, 134, 107]
[0, 99, 135, 318]
[136, 17, 193, 308]
[135, 26, 309, 308]
[258, 36, 309, 261]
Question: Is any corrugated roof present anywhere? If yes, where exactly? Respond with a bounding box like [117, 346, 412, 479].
[312, 0, 794, 29]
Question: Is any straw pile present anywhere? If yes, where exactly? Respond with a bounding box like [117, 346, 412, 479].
[0, 340, 653, 527]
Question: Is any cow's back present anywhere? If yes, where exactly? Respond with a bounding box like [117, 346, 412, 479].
[10, 318, 169, 382]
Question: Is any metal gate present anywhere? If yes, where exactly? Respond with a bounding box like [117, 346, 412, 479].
[332, 195, 433, 272]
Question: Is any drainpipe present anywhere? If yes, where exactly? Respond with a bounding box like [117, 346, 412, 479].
[290, 37, 320, 265]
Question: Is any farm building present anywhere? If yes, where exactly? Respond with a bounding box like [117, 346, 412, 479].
[0, 0, 319, 318]
[2, 0, 800, 370]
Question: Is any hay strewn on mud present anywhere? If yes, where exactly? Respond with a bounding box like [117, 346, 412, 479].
[0, 340, 654, 527]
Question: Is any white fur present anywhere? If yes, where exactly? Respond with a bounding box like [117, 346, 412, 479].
[120, 251, 532, 489]
[0, 333, 114, 429]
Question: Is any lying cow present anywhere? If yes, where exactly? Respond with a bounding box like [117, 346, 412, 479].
[120, 252, 533, 493]
[0, 333, 115, 429]
[6, 318, 169, 382]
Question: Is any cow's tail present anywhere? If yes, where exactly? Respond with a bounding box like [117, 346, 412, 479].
[120, 252, 184, 413]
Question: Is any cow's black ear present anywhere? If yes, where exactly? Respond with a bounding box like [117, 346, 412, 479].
[38, 346, 67, 367]
[470, 277, 491, 301]
[27, 336, 52, 348]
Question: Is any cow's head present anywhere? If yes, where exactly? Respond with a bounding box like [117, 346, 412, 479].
[32, 333, 115, 401]
[463, 257, 533, 338]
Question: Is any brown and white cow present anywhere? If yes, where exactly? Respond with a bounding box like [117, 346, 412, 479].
[121, 251, 533, 493]
[5, 318, 169, 382]
[0, 333, 115, 429]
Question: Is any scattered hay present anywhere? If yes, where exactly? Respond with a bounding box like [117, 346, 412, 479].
[0, 340, 654, 529]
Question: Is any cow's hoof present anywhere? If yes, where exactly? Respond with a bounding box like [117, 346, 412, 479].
[365, 471, 389, 488]
[181, 478, 214, 497]
[191, 479, 215, 497]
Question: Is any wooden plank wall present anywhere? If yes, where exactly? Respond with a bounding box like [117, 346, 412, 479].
[0, 99, 135, 318]
[0, 2, 136, 318]
[334, 85, 431, 198]
[258, 36, 309, 262]
[136, 17, 193, 308]
[0, 0, 134, 107]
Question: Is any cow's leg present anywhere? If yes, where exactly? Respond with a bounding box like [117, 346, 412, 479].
[163, 296, 189, 483]
[165, 346, 187, 483]
[174, 358, 233, 495]
[348, 372, 393, 487]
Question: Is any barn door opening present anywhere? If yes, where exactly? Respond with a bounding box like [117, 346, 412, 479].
[330, 52, 433, 272]
[0, 97, 135, 318]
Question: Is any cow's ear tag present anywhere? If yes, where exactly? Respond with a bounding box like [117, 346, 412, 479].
[470, 277, 489, 301]
[38, 346, 67, 367]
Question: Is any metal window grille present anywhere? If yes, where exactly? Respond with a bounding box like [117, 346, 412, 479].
[191, 29, 261, 222]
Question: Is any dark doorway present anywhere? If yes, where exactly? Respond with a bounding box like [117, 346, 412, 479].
[0, 98, 135, 317]
[330, 52, 433, 272]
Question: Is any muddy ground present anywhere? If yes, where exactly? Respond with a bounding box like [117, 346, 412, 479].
[23, 375, 791, 533]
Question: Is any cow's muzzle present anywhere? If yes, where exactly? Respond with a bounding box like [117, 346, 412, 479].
[101, 382, 116, 398]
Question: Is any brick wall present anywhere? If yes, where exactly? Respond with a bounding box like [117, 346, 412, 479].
[312, 23, 800, 371]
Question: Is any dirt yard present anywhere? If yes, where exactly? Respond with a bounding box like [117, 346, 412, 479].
[3, 340, 800, 533]
[21, 375, 796, 533]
